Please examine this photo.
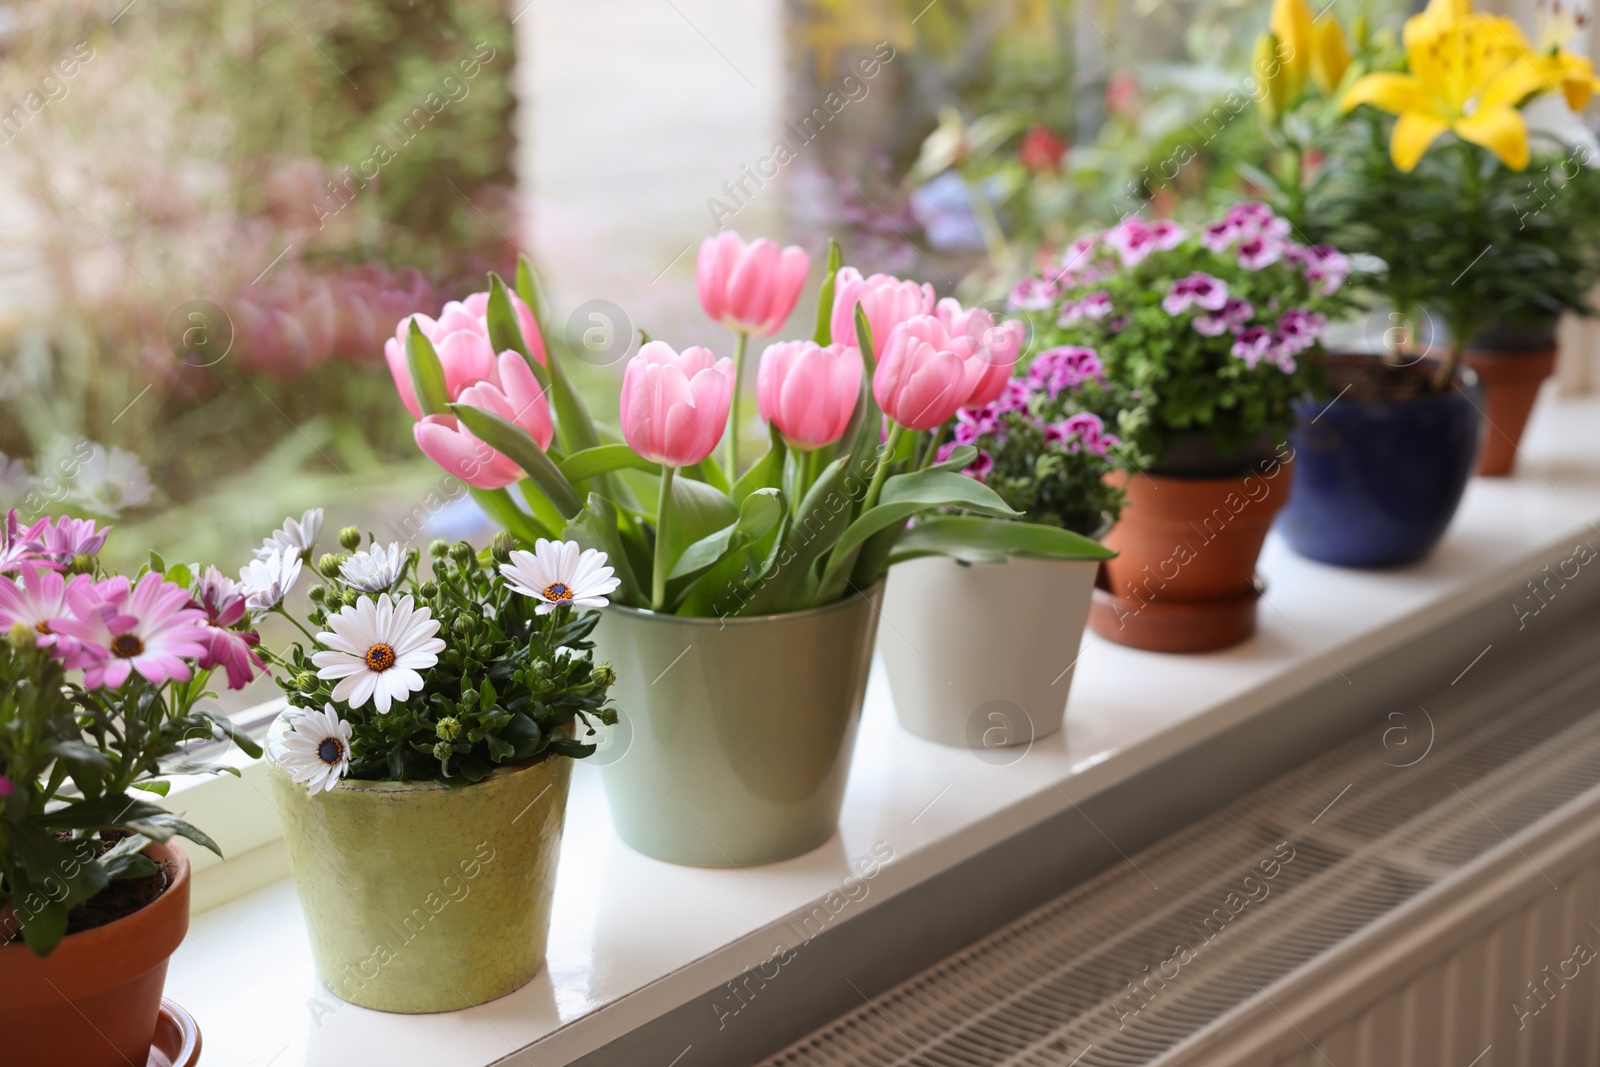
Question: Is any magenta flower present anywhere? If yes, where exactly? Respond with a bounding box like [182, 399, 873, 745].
[52, 573, 210, 689]
[964, 449, 995, 482]
[1162, 273, 1230, 315]
[1146, 220, 1187, 251]
[1230, 327, 1276, 369]
[1274, 308, 1328, 355]
[190, 566, 248, 628]
[1194, 297, 1254, 337]
[1225, 202, 1290, 239]
[995, 379, 1031, 414]
[1201, 219, 1238, 253]
[0, 776, 11, 798]
[1029, 345, 1105, 399]
[0, 564, 74, 651]
[35, 516, 109, 568]
[1299, 245, 1351, 295]
[1045, 412, 1118, 456]
[953, 407, 1001, 445]
[200, 628, 266, 690]
[1058, 290, 1113, 326]
[1237, 236, 1284, 271]
[1006, 277, 1058, 312]
[0, 510, 45, 575]
[1054, 235, 1100, 281]
[1103, 218, 1158, 267]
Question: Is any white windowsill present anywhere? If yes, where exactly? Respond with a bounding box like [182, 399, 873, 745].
[162, 386, 1600, 1067]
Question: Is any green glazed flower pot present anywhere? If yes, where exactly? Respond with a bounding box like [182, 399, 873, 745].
[265, 713, 572, 1013]
[593, 582, 883, 867]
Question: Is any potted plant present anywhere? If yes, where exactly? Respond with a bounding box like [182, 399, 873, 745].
[384, 241, 1107, 866]
[1247, 0, 1599, 563]
[879, 346, 1121, 749]
[1015, 205, 1347, 652]
[260, 519, 618, 1012]
[0, 511, 264, 1067]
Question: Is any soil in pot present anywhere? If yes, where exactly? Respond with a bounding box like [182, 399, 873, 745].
[0, 840, 192, 1067]
[1089, 450, 1293, 653]
[1275, 354, 1482, 568]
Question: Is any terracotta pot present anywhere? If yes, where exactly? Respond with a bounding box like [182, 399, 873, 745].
[0, 841, 190, 1067]
[1462, 346, 1555, 476]
[881, 555, 1099, 749]
[1088, 457, 1293, 653]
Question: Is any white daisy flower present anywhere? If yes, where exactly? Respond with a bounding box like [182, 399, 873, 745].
[239, 544, 303, 611]
[279, 703, 352, 796]
[312, 593, 444, 714]
[65, 442, 155, 518]
[338, 541, 403, 593]
[500, 539, 620, 615]
[256, 509, 324, 561]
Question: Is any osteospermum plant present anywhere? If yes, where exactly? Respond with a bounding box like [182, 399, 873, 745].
[1013, 205, 1352, 464]
[266, 527, 619, 792]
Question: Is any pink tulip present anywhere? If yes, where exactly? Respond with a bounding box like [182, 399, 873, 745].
[620, 341, 735, 468]
[414, 353, 555, 490]
[756, 341, 863, 450]
[697, 232, 811, 337]
[934, 298, 1027, 409]
[873, 317, 968, 431]
[830, 267, 936, 358]
[384, 290, 547, 419]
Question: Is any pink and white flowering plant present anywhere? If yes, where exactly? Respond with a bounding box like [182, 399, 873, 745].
[1012, 203, 1352, 465]
[0, 513, 266, 956]
[393, 243, 1110, 619]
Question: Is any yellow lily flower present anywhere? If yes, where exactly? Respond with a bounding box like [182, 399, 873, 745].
[1309, 17, 1351, 94]
[1342, 12, 1549, 171]
[1270, 0, 1314, 97]
[1530, 1, 1600, 108]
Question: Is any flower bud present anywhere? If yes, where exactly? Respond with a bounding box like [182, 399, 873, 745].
[338, 526, 362, 551]
[69, 554, 95, 575]
[449, 541, 475, 567]
[1254, 32, 1286, 123]
[462, 688, 480, 706]
[7, 621, 35, 652]
[295, 670, 319, 693]
[429, 539, 450, 559]
[317, 553, 345, 580]
[341, 589, 360, 608]
[436, 716, 462, 741]
[594, 663, 617, 688]
[452, 615, 476, 637]
[490, 530, 515, 564]
[432, 740, 453, 761]
[419, 580, 438, 598]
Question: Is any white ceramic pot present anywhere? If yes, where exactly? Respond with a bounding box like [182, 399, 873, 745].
[880, 555, 1099, 749]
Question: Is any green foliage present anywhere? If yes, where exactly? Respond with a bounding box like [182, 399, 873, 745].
[272, 536, 616, 785]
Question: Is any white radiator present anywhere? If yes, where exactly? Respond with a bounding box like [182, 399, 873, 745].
[762, 622, 1600, 1067]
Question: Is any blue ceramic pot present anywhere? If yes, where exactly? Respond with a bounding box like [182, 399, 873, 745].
[1276, 359, 1484, 567]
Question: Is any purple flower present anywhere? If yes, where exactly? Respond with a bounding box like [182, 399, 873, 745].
[953, 407, 1001, 445]
[1274, 308, 1327, 354]
[1029, 345, 1105, 398]
[1231, 327, 1275, 368]
[1201, 219, 1238, 253]
[1162, 272, 1230, 315]
[1147, 220, 1187, 251]
[51, 573, 211, 689]
[1195, 297, 1255, 336]
[995, 379, 1031, 414]
[1057, 289, 1113, 326]
[1104, 217, 1185, 267]
[1237, 235, 1284, 271]
[36, 517, 109, 568]
[0, 776, 11, 798]
[1007, 277, 1058, 311]
[1300, 245, 1350, 295]
[0, 510, 46, 575]
[1055, 236, 1100, 282]
[191, 566, 248, 628]
[200, 627, 266, 690]
[1045, 412, 1119, 457]
[965, 449, 994, 482]
[1226, 202, 1290, 239]
[935, 441, 960, 465]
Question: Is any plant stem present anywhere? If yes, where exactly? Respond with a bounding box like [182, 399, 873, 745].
[862, 424, 904, 512]
[727, 331, 749, 476]
[651, 465, 677, 611]
[793, 448, 813, 516]
[919, 424, 946, 470]
[273, 605, 322, 646]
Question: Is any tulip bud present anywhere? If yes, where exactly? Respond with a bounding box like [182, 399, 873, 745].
[490, 530, 515, 564]
[756, 340, 864, 451]
[317, 553, 345, 580]
[7, 621, 34, 652]
[432, 740, 453, 761]
[696, 231, 812, 338]
[619, 342, 735, 468]
[295, 670, 319, 693]
[339, 526, 362, 551]
[436, 716, 462, 741]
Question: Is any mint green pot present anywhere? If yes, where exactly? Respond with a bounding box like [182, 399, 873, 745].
[265, 714, 572, 1013]
[594, 582, 883, 867]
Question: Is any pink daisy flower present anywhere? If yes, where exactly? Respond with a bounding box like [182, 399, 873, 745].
[0, 510, 46, 575]
[35, 516, 109, 568]
[0, 564, 75, 652]
[52, 572, 210, 689]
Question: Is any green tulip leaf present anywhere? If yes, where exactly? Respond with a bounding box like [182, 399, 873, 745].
[487, 272, 551, 389]
[406, 321, 451, 417]
[557, 444, 662, 484]
[450, 403, 583, 518]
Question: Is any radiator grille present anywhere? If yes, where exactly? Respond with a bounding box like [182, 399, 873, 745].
[762, 622, 1600, 1067]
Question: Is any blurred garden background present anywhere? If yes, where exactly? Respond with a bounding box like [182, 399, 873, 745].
[0, 0, 1584, 575]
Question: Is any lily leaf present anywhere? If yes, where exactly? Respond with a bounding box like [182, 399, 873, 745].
[888, 515, 1115, 564]
[450, 403, 583, 519]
